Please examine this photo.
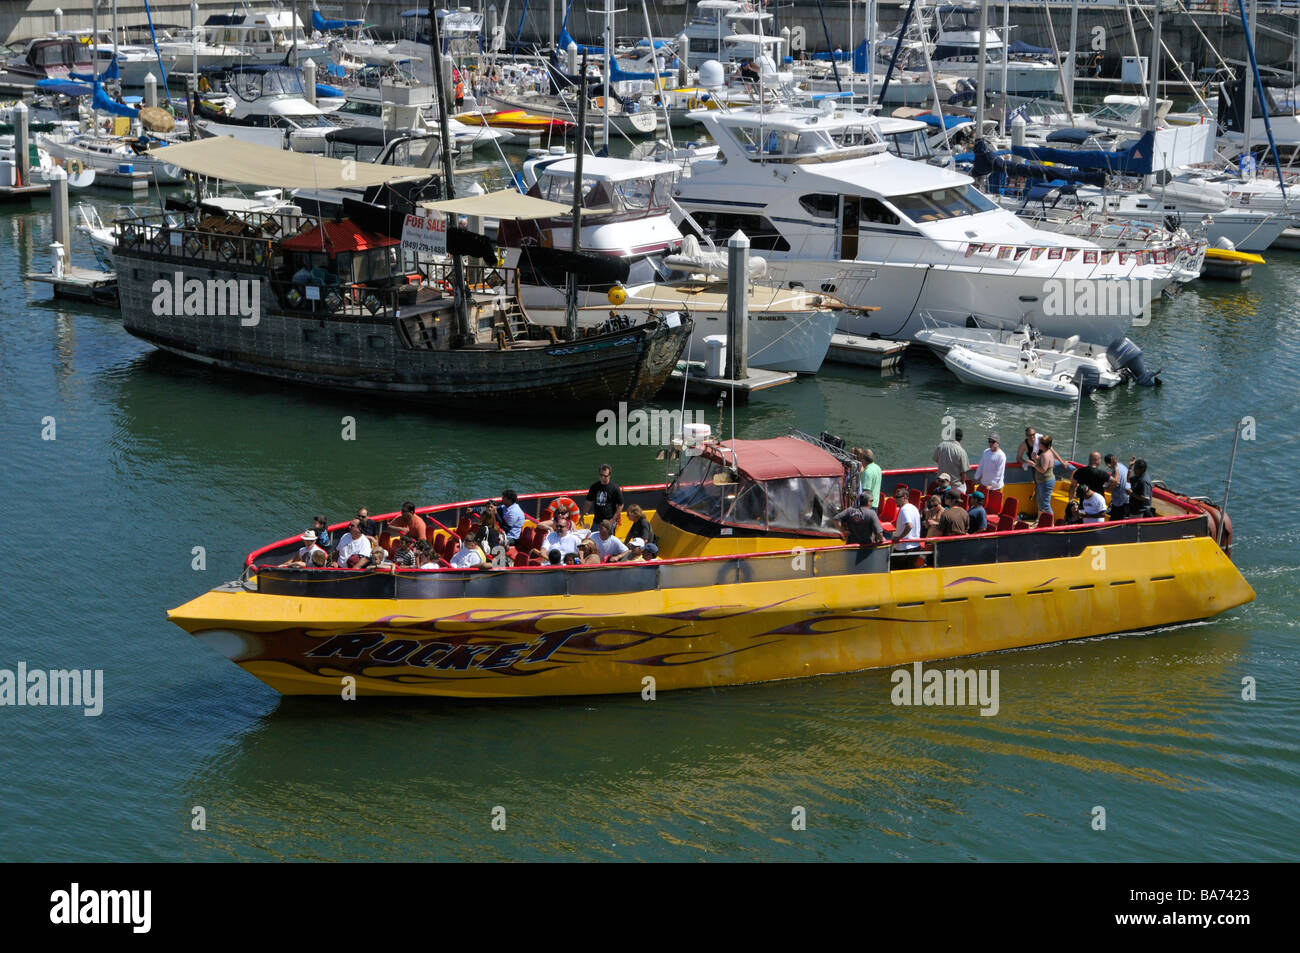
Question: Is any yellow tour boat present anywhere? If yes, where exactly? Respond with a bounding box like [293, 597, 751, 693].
[168, 430, 1253, 698]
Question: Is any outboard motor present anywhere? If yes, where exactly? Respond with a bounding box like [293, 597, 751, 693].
[1106, 337, 1161, 386]
[1072, 363, 1101, 397]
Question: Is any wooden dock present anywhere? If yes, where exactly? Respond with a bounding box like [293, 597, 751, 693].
[26, 266, 119, 305]
[668, 361, 796, 401]
[0, 182, 51, 203]
[824, 333, 909, 369]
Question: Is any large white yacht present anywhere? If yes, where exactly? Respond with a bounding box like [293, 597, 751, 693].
[671, 104, 1183, 343]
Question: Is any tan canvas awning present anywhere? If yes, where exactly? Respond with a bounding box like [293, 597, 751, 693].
[423, 190, 572, 221]
[147, 136, 435, 189]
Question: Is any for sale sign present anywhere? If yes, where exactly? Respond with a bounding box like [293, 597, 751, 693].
[401, 212, 448, 255]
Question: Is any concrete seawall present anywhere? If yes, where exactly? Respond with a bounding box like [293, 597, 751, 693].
[4, 2, 1298, 77]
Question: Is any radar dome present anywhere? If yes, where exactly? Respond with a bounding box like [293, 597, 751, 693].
[698, 60, 725, 88]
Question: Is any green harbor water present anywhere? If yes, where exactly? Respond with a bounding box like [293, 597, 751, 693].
[0, 185, 1297, 862]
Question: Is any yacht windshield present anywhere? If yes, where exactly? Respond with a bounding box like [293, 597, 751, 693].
[667, 454, 844, 533]
[888, 185, 996, 222]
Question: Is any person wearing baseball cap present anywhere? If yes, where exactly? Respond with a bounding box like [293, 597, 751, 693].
[967, 490, 988, 533]
[619, 538, 647, 562]
[974, 433, 1006, 491]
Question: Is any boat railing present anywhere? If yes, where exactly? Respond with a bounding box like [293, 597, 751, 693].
[113, 207, 304, 270]
[248, 511, 1209, 600]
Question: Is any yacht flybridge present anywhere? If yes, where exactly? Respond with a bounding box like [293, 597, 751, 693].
[673, 105, 1189, 343]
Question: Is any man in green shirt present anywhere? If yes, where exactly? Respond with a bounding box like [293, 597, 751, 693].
[855, 447, 883, 509]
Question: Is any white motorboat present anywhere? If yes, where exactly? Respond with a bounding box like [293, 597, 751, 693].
[672, 103, 1179, 344]
[191, 64, 336, 152]
[599, 278, 841, 375]
[916, 318, 1138, 391]
[36, 127, 184, 182]
[943, 344, 1081, 401]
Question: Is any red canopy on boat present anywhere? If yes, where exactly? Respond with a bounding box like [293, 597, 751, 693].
[709, 437, 844, 481]
[281, 219, 400, 258]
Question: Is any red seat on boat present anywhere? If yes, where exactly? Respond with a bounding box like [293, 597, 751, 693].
[1036, 512, 1054, 528]
[1001, 496, 1018, 520]
[880, 498, 898, 523]
[1013, 519, 1030, 531]
[513, 551, 529, 567]
[986, 489, 1003, 514]
[909, 489, 922, 508]
[456, 516, 472, 536]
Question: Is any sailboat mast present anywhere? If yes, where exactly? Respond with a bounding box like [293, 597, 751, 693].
[603, 0, 612, 147]
[1243, 0, 1255, 166]
[867, 0, 876, 107]
[999, 0, 1008, 135]
[1067, 0, 1079, 115]
[976, 0, 988, 134]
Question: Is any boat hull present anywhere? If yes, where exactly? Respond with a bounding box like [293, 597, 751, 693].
[943, 345, 1079, 400]
[170, 535, 1254, 698]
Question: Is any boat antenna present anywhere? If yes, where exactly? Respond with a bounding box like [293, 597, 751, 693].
[429, 0, 471, 341]
[1219, 417, 1243, 547]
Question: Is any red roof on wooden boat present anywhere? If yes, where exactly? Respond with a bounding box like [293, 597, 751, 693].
[709, 437, 844, 481]
[281, 219, 399, 257]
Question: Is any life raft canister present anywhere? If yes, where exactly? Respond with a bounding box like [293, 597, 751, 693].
[545, 497, 581, 522]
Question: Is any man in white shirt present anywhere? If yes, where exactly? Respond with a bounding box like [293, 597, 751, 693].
[535, 510, 582, 559]
[1080, 485, 1107, 522]
[592, 520, 628, 561]
[336, 520, 372, 568]
[890, 485, 922, 551]
[450, 530, 486, 568]
[974, 432, 1007, 490]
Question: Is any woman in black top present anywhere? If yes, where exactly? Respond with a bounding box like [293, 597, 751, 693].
[624, 503, 655, 546]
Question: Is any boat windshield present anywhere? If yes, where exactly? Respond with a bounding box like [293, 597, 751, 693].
[232, 67, 305, 101]
[888, 185, 996, 222]
[667, 453, 844, 533]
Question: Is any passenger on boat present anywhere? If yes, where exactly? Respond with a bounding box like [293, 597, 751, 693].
[1030, 435, 1061, 514]
[974, 433, 1006, 491]
[592, 520, 628, 561]
[740, 59, 760, 83]
[923, 495, 944, 537]
[927, 473, 956, 498]
[933, 429, 970, 489]
[389, 502, 427, 541]
[1080, 485, 1107, 522]
[623, 504, 655, 547]
[585, 464, 624, 528]
[853, 447, 883, 509]
[309, 549, 328, 568]
[833, 503, 885, 545]
[417, 540, 439, 569]
[967, 491, 988, 533]
[1062, 501, 1084, 525]
[891, 485, 922, 551]
[938, 489, 971, 536]
[355, 546, 390, 570]
[336, 520, 373, 568]
[499, 489, 525, 543]
[578, 539, 602, 565]
[547, 549, 563, 565]
[355, 507, 379, 538]
[1128, 459, 1155, 517]
[282, 530, 325, 566]
[476, 505, 505, 551]
[644, 543, 659, 560]
[562, 552, 580, 565]
[620, 538, 647, 562]
[533, 511, 583, 560]
[1017, 427, 1041, 467]
[391, 534, 418, 567]
[450, 529, 487, 569]
[311, 515, 332, 549]
[1073, 452, 1110, 497]
[1104, 454, 1130, 521]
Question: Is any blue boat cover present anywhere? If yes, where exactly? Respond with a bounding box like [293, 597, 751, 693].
[316, 83, 344, 98]
[312, 10, 364, 32]
[1009, 40, 1053, 56]
[69, 55, 120, 83]
[35, 79, 92, 97]
[1012, 131, 1155, 176]
[92, 82, 139, 118]
[917, 113, 972, 130]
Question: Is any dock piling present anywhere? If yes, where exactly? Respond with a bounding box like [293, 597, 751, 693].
[726, 231, 750, 382]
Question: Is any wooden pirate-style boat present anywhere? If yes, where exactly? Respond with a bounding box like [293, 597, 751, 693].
[168, 430, 1254, 698]
[113, 195, 690, 408]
